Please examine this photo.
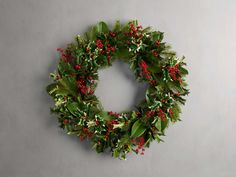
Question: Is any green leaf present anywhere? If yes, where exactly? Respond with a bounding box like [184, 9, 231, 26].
[58, 61, 74, 75]
[86, 26, 97, 41]
[46, 83, 71, 97]
[58, 76, 77, 97]
[171, 103, 181, 121]
[46, 83, 58, 96]
[161, 119, 168, 131]
[155, 119, 162, 131]
[113, 20, 121, 32]
[96, 21, 109, 34]
[152, 32, 164, 41]
[97, 111, 112, 121]
[148, 100, 161, 110]
[130, 120, 146, 138]
[148, 65, 161, 73]
[155, 118, 169, 132]
[66, 102, 80, 116]
[154, 134, 163, 143]
[112, 149, 120, 158]
[142, 27, 151, 33]
[179, 66, 189, 75]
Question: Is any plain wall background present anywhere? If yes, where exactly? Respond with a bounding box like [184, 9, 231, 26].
[0, 0, 236, 177]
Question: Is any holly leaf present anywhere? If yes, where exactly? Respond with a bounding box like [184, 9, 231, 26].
[179, 66, 189, 75]
[152, 32, 164, 42]
[130, 120, 146, 138]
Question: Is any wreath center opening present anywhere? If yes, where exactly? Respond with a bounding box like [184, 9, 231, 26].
[95, 60, 148, 113]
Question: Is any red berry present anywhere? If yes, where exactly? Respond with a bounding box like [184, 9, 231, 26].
[63, 119, 69, 124]
[96, 39, 103, 49]
[75, 65, 81, 70]
[155, 40, 161, 45]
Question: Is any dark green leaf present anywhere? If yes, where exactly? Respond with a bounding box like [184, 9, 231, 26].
[58, 76, 77, 97]
[46, 83, 58, 96]
[179, 66, 189, 75]
[66, 102, 80, 116]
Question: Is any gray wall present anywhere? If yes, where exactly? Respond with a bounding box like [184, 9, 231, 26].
[0, 0, 236, 177]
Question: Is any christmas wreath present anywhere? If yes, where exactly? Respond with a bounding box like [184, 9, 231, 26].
[46, 20, 189, 159]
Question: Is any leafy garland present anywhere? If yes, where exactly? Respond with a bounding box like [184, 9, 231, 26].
[46, 20, 189, 159]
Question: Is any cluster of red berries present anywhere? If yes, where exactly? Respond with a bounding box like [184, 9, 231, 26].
[168, 108, 174, 118]
[105, 119, 119, 139]
[96, 38, 116, 64]
[79, 127, 93, 140]
[157, 109, 166, 121]
[96, 39, 103, 49]
[101, 43, 116, 61]
[145, 110, 155, 118]
[57, 48, 72, 63]
[139, 60, 152, 81]
[109, 31, 116, 38]
[125, 23, 143, 39]
[168, 64, 180, 81]
[131, 136, 145, 155]
[108, 111, 120, 118]
[76, 76, 94, 95]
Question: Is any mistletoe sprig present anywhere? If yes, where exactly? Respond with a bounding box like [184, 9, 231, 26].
[46, 20, 189, 159]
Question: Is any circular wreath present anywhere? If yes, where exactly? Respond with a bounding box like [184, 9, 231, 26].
[46, 20, 189, 159]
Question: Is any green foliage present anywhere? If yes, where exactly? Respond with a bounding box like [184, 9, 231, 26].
[46, 20, 189, 160]
[130, 120, 146, 138]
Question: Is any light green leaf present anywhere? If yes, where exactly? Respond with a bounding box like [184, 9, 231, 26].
[155, 119, 162, 131]
[113, 20, 121, 32]
[97, 111, 112, 121]
[112, 149, 120, 158]
[86, 26, 97, 41]
[155, 118, 169, 132]
[130, 120, 146, 138]
[113, 122, 125, 129]
[96, 21, 109, 34]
